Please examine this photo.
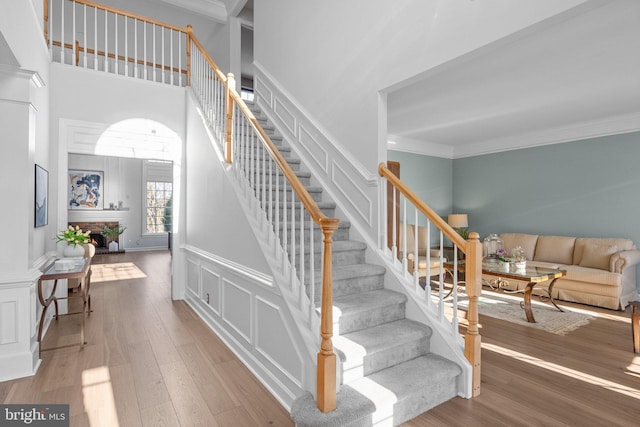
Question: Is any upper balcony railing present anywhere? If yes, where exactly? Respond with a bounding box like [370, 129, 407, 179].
[45, 0, 188, 85]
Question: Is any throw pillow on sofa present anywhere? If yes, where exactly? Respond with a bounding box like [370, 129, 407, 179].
[578, 243, 618, 270]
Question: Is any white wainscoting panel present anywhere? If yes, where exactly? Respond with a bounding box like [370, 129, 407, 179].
[0, 301, 17, 345]
[274, 97, 297, 137]
[201, 267, 221, 315]
[255, 296, 303, 386]
[182, 246, 306, 409]
[221, 278, 252, 344]
[186, 259, 200, 294]
[331, 161, 373, 226]
[299, 124, 328, 173]
[255, 79, 273, 109]
[253, 63, 380, 244]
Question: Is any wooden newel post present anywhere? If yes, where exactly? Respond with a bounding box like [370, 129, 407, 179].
[186, 25, 192, 86]
[317, 217, 339, 413]
[464, 232, 482, 397]
[224, 73, 235, 164]
[43, 0, 49, 45]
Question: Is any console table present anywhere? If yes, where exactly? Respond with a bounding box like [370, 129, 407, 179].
[37, 257, 92, 357]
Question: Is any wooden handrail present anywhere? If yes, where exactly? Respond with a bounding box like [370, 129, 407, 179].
[66, 0, 188, 33]
[378, 162, 466, 249]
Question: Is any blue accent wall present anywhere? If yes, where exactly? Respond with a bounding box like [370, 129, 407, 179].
[453, 132, 640, 244]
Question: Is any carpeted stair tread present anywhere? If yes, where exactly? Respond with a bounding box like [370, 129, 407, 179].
[310, 263, 385, 284]
[340, 319, 431, 358]
[335, 319, 432, 380]
[305, 263, 385, 300]
[331, 289, 406, 333]
[349, 354, 461, 425]
[333, 289, 405, 314]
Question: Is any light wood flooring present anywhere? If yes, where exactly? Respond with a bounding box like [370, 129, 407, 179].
[0, 251, 293, 426]
[2, 251, 640, 426]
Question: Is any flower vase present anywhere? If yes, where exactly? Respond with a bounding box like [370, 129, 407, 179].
[514, 260, 526, 270]
[63, 243, 86, 258]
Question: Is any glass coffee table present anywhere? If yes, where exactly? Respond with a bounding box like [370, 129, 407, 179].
[443, 261, 566, 323]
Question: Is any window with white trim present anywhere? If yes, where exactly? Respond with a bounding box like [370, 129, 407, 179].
[143, 160, 173, 234]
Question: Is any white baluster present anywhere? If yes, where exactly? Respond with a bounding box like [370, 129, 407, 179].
[262, 139, 266, 211]
[124, 16, 128, 76]
[60, 0, 64, 63]
[178, 31, 182, 86]
[426, 221, 432, 309]
[438, 230, 444, 321]
[291, 190, 296, 286]
[275, 168, 280, 252]
[161, 27, 165, 83]
[143, 22, 147, 79]
[114, 13, 118, 74]
[134, 19, 137, 78]
[170, 29, 174, 85]
[402, 197, 407, 273]
[72, 1, 75, 65]
[452, 247, 459, 335]
[299, 200, 305, 307]
[282, 181, 288, 272]
[93, 6, 97, 70]
[414, 207, 419, 290]
[309, 214, 315, 324]
[83, 4, 87, 68]
[392, 187, 397, 260]
[152, 24, 156, 81]
[104, 9, 108, 71]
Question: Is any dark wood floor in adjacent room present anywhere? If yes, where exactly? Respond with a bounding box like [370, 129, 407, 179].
[2, 251, 639, 426]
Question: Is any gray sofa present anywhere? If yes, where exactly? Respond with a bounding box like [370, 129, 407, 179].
[498, 233, 640, 310]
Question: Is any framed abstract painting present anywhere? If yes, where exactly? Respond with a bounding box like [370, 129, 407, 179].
[68, 169, 103, 210]
[35, 164, 48, 227]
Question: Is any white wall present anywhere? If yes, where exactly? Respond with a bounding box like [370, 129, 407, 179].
[254, 0, 587, 173]
[0, 0, 52, 381]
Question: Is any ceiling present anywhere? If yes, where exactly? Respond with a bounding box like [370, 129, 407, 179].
[151, 0, 249, 22]
[386, 1, 640, 158]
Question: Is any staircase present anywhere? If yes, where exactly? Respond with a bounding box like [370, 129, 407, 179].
[248, 102, 462, 426]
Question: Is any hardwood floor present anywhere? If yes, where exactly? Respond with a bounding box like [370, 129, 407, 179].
[2, 251, 640, 426]
[1, 251, 292, 427]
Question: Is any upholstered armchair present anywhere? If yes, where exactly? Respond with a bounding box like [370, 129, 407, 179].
[398, 222, 448, 278]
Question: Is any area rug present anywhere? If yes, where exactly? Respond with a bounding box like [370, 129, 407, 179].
[91, 262, 147, 283]
[452, 292, 593, 335]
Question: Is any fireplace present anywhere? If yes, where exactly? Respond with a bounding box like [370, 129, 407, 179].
[68, 221, 124, 254]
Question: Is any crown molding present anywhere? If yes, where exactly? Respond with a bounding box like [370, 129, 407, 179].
[452, 112, 640, 158]
[387, 134, 454, 159]
[150, 0, 227, 22]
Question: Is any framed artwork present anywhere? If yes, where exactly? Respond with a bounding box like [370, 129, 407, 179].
[68, 169, 103, 210]
[35, 164, 48, 227]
